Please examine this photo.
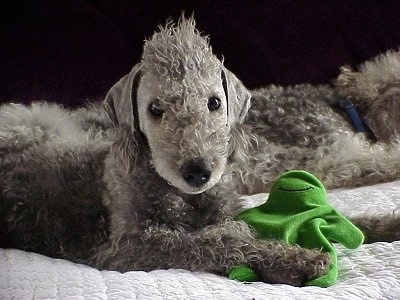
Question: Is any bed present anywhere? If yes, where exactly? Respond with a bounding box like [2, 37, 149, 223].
[1, 180, 400, 300]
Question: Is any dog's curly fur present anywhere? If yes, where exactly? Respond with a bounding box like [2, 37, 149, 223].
[1, 18, 400, 286]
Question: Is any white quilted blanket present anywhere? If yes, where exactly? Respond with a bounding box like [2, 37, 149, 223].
[1, 180, 400, 300]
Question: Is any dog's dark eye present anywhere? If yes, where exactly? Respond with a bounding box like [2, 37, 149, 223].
[207, 96, 221, 111]
[149, 102, 165, 118]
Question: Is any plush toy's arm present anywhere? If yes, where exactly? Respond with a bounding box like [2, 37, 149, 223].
[320, 213, 364, 248]
[229, 265, 259, 282]
[300, 215, 364, 288]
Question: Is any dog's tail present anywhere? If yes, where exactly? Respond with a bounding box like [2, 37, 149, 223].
[0, 102, 83, 154]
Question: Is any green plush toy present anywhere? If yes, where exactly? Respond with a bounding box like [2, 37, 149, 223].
[229, 170, 364, 287]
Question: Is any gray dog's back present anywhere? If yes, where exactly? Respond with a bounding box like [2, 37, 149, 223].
[0, 103, 113, 261]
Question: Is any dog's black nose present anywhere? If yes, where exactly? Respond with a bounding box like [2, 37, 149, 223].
[180, 159, 211, 187]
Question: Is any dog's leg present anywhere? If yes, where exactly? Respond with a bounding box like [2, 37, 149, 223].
[350, 213, 400, 243]
[94, 220, 329, 286]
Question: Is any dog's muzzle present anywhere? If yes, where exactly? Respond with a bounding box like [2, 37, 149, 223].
[180, 158, 211, 187]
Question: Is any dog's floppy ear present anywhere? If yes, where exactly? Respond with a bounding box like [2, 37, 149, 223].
[221, 67, 251, 125]
[104, 63, 145, 171]
[104, 63, 142, 133]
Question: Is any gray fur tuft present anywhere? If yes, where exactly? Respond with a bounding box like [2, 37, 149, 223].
[142, 17, 219, 81]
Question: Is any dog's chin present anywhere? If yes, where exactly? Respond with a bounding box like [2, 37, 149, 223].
[163, 173, 222, 195]
[174, 177, 222, 194]
[183, 188, 208, 195]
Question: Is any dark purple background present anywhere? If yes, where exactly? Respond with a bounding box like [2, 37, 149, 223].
[1, 0, 400, 107]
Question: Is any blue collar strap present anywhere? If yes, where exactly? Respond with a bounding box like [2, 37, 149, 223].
[338, 98, 376, 141]
[338, 98, 366, 133]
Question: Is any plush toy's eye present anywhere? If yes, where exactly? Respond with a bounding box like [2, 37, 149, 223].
[207, 96, 221, 111]
[148, 102, 165, 118]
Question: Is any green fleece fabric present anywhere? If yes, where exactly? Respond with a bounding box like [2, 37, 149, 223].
[229, 170, 364, 287]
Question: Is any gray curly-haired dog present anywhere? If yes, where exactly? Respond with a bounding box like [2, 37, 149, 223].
[1, 18, 400, 286]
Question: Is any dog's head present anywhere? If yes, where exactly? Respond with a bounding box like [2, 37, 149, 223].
[104, 18, 251, 194]
[336, 50, 400, 142]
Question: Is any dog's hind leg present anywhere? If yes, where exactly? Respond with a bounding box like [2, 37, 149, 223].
[350, 213, 400, 243]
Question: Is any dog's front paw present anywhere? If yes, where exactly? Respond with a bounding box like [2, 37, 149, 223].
[290, 250, 331, 286]
[256, 245, 331, 286]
